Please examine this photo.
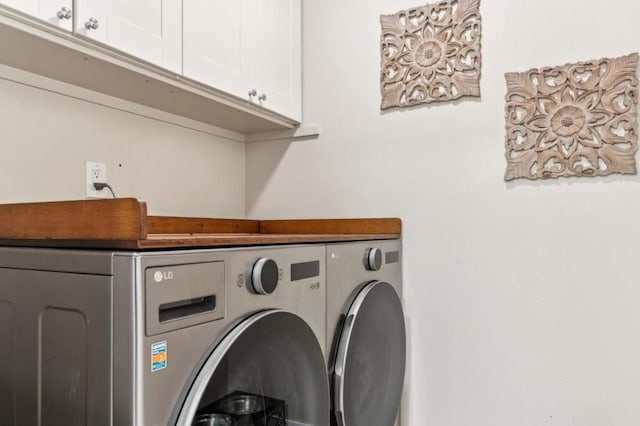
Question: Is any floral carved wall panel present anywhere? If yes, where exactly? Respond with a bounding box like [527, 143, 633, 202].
[380, 0, 482, 109]
[504, 53, 639, 181]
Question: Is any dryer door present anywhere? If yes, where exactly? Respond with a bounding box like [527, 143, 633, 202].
[332, 281, 406, 426]
[175, 309, 329, 426]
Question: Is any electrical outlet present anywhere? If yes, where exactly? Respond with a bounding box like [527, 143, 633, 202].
[86, 161, 108, 198]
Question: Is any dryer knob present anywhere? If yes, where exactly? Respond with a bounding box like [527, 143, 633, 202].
[365, 248, 383, 271]
[251, 257, 279, 295]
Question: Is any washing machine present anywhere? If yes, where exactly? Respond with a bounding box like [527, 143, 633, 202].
[325, 240, 405, 426]
[0, 244, 329, 426]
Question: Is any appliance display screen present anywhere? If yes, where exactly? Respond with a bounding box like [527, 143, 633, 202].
[385, 251, 400, 264]
[290, 260, 320, 281]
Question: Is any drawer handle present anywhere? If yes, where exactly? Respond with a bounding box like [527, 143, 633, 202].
[159, 295, 216, 322]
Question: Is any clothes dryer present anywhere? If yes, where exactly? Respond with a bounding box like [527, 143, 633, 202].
[0, 244, 329, 426]
[325, 240, 405, 426]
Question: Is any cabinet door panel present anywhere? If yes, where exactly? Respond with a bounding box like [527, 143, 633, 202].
[1, 0, 72, 30]
[41, 0, 72, 30]
[248, 0, 301, 121]
[183, 0, 250, 100]
[1, 0, 39, 18]
[74, 0, 181, 73]
[161, 0, 182, 73]
[106, 11, 162, 63]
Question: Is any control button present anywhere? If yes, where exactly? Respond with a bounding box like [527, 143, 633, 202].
[251, 257, 279, 294]
[365, 248, 383, 271]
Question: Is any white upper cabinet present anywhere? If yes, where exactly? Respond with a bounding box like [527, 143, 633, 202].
[0, 0, 306, 133]
[183, 1, 250, 103]
[1, 0, 73, 30]
[248, 0, 301, 121]
[183, 0, 301, 122]
[73, 0, 181, 73]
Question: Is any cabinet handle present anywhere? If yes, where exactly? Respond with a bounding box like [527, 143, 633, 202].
[84, 17, 99, 30]
[258, 93, 267, 102]
[56, 6, 72, 20]
[248, 89, 257, 98]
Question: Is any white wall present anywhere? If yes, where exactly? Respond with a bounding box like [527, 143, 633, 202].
[247, 1, 640, 425]
[0, 74, 245, 217]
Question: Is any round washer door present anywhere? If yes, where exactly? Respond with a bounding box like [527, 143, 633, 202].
[175, 310, 329, 425]
[333, 281, 406, 426]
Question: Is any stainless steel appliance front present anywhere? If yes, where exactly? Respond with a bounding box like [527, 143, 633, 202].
[325, 240, 405, 426]
[0, 244, 329, 425]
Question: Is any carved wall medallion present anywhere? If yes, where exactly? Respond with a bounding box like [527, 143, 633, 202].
[380, 0, 482, 109]
[504, 53, 639, 181]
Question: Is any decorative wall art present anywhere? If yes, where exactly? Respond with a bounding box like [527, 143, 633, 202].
[380, 0, 482, 109]
[504, 53, 639, 181]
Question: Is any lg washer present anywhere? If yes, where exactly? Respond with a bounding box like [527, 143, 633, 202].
[326, 239, 405, 426]
[0, 244, 329, 425]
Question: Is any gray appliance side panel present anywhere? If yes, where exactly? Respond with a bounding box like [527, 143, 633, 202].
[0, 267, 113, 426]
[0, 298, 16, 425]
[112, 254, 138, 426]
[0, 247, 115, 275]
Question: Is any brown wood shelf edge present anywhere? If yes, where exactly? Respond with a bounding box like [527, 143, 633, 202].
[0, 198, 402, 246]
[0, 197, 147, 240]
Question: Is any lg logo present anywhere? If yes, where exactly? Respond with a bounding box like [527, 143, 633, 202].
[154, 271, 174, 282]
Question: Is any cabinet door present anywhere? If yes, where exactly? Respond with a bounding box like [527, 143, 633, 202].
[182, 0, 252, 101]
[73, 0, 181, 73]
[1, 0, 73, 30]
[247, 0, 301, 121]
[183, 0, 301, 122]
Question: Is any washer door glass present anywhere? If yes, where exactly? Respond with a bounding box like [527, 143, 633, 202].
[176, 310, 329, 426]
[332, 281, 406, 426]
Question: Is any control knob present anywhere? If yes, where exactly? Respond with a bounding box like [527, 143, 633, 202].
[251, 257, 279, 294]
[365, 248, 383, 271]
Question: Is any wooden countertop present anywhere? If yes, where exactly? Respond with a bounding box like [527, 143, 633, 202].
[0, 198, 401, 249]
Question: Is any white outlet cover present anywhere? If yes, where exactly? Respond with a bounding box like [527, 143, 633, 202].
[85, 161, 108, 198]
